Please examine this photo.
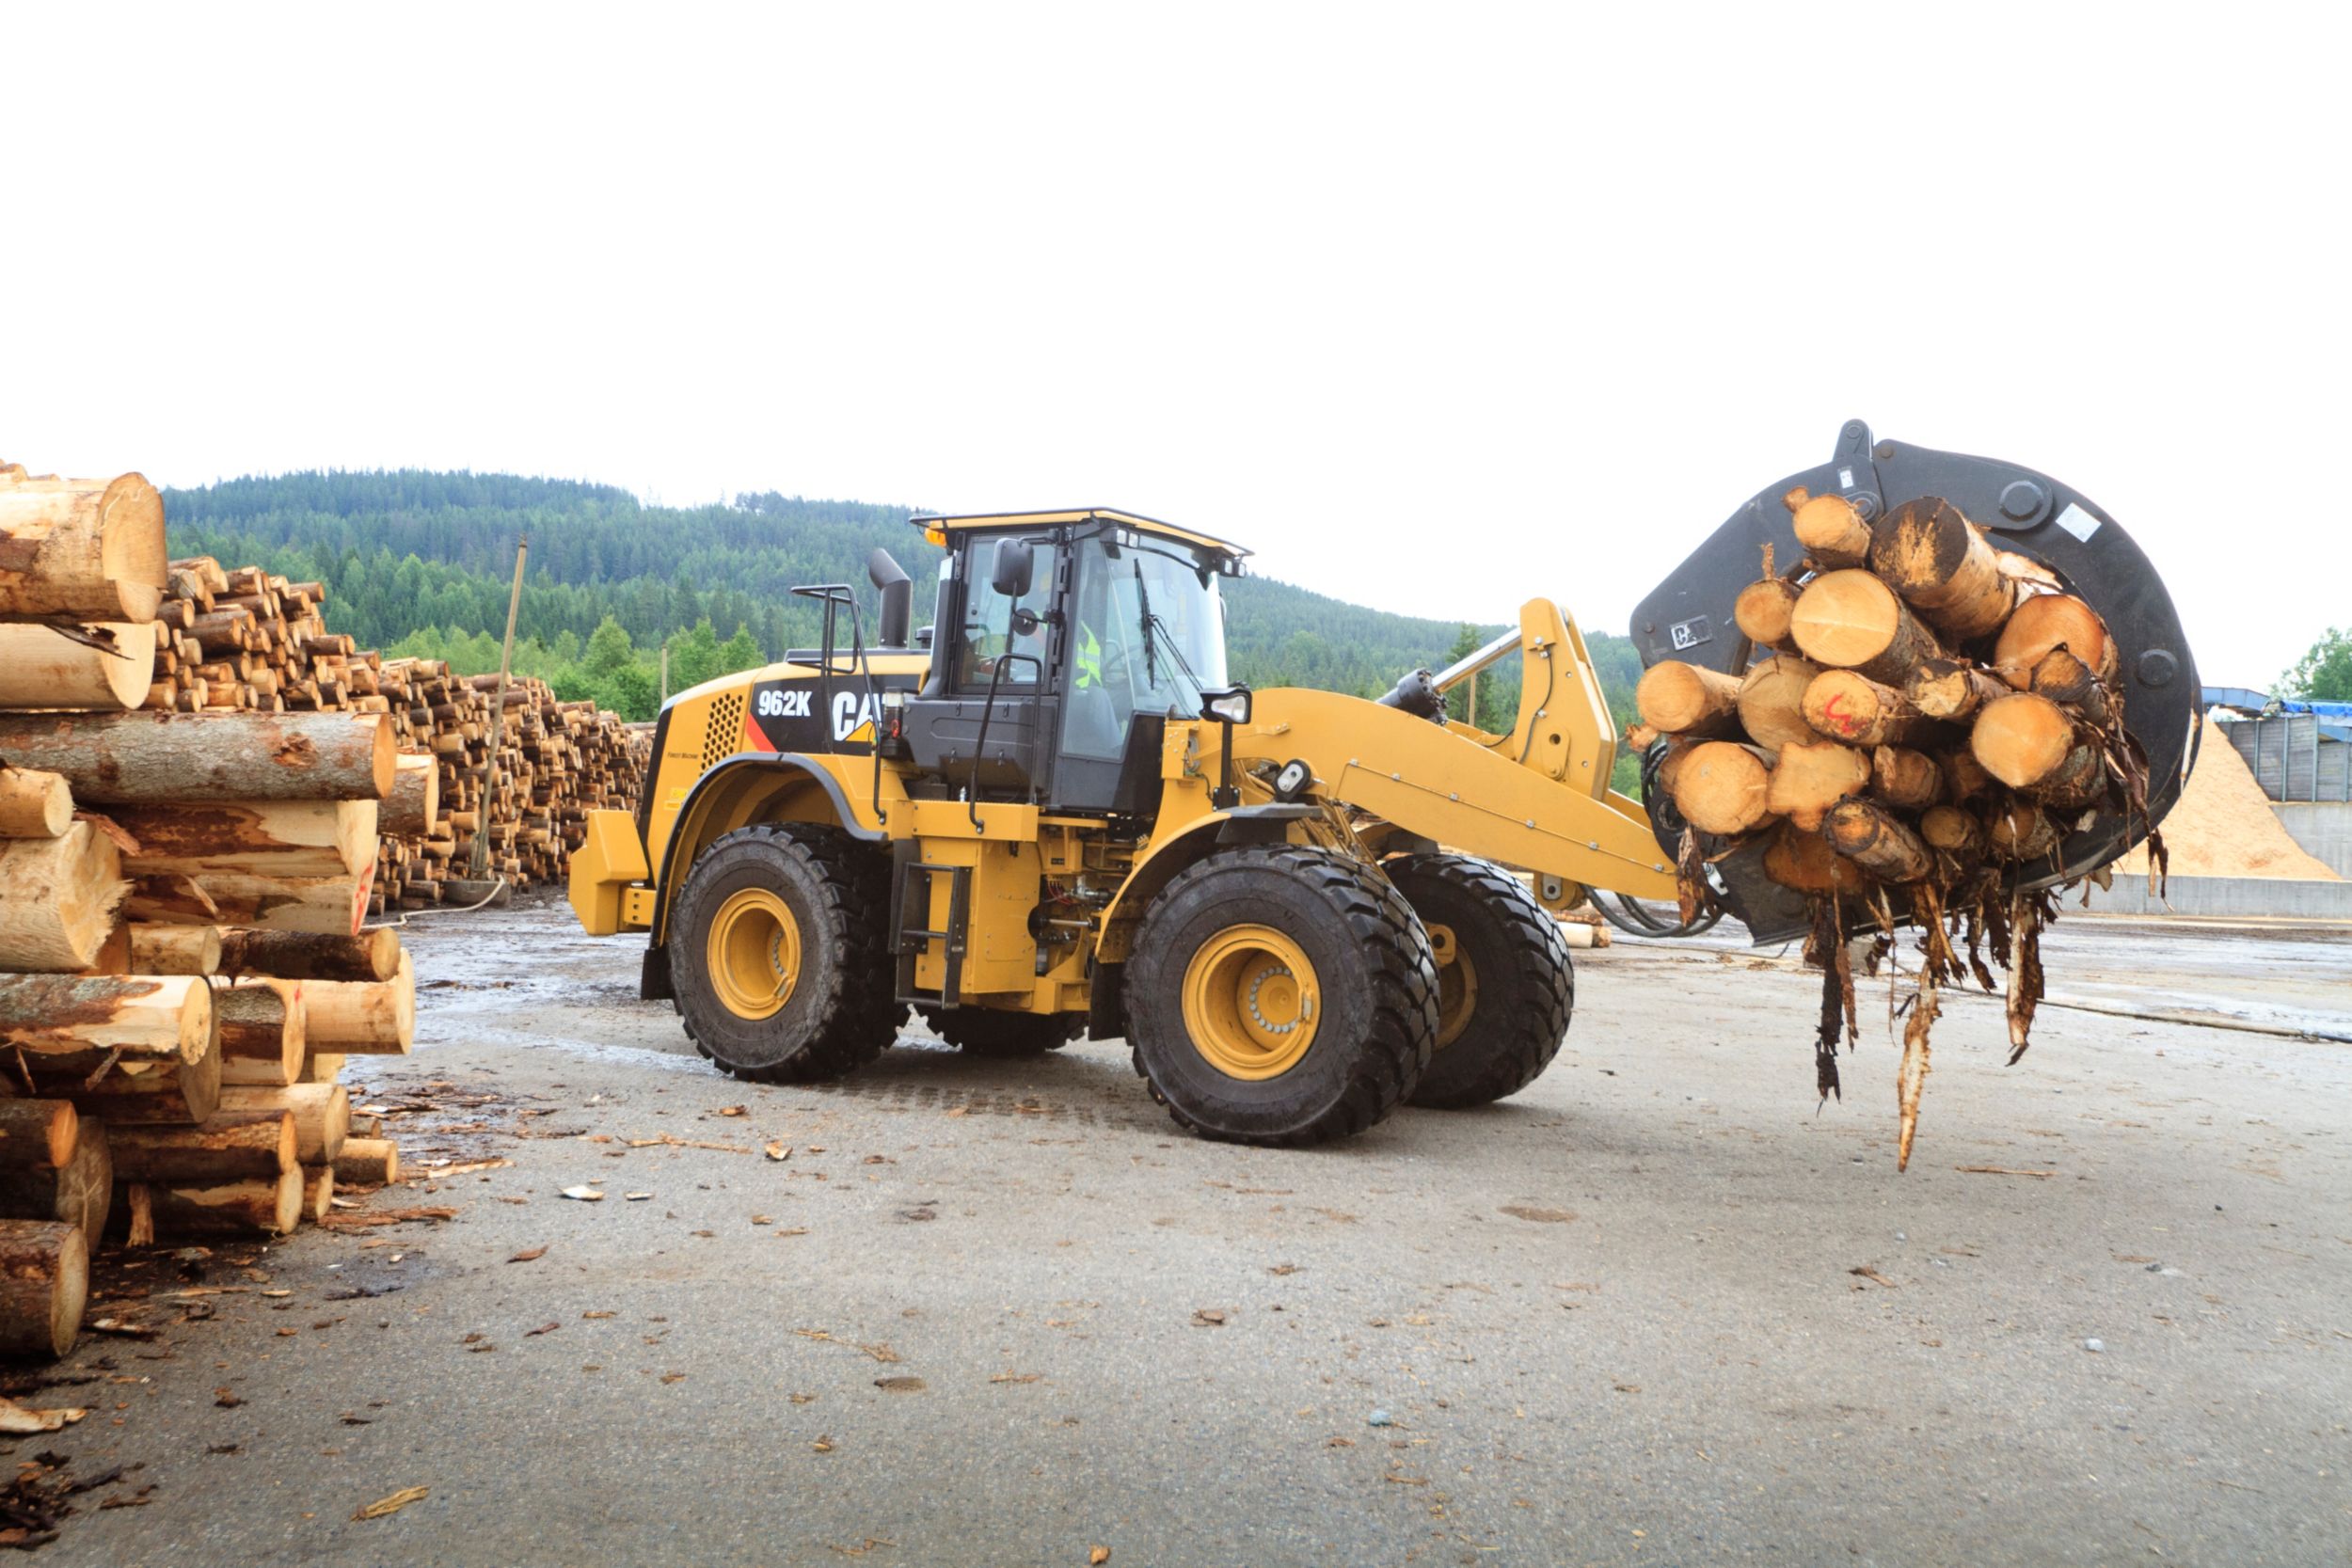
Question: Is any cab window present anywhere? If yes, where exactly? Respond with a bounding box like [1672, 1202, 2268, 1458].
[954, 536, 1051, 690]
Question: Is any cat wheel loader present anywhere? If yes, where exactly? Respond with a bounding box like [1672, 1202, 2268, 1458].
[569, 421, 2195, 1146]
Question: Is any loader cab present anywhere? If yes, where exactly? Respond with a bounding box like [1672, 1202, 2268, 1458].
[898, 508, 1248, 817]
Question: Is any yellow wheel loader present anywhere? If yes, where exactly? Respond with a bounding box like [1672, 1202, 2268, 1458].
[569, 422, 2196, 1145]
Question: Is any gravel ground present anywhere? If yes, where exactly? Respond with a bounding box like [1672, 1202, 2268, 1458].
[18, 900, 2351, 1567]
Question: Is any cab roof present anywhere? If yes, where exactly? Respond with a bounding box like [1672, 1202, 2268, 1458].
[909, 507, 1250, 562]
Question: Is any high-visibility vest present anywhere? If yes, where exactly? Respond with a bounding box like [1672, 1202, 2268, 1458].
[1075, 624, 1102, 689]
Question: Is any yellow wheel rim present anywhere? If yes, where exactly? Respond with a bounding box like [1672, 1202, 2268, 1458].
[1428, 922, 1479, 1051]
[1182, 923, 1320, 1081]
[706, 887, 802, 1021]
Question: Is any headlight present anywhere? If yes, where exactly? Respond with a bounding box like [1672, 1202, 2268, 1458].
[1200, 688, 1252, 725]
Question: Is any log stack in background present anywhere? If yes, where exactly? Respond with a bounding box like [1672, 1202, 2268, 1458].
[0, 457, 537, 1359]
[1633, 492, 2152, 1170]
[141, 562, 648, 910]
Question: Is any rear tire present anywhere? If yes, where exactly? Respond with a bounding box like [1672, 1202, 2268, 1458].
[1126, 846, 1437, 1146]
[921, 1007, 1083, 1057]
[668, 825, 899, 1084]
[1384, 854, 1575, 1108]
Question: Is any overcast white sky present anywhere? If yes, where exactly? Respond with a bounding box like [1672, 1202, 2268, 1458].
[5, 4, 2344, 684]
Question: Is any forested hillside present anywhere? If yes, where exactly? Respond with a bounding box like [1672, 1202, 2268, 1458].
[164, 471, 1645, 785]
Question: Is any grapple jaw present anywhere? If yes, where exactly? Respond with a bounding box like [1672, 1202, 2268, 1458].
[1630, 420, 2198, 943]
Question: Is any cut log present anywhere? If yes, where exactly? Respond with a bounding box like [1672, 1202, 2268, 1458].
[0, 473, 167, 621]
[1905, 657, 2012, 721]
[1735, 655, 1822, 752]
[1971, 692, 2083, 789]
[301, 1165, 334, 1221]
[57, 1040, 224, 1126]
[1867, 498, 2021, 641]
[140, 1167, 303, 1239]
[1823, 798, 1934, 882]
[1667, 742, 1776, 836]
[0, 768, 73, 839]
[0, 973, 210, 1060]
[1733, 577, 1803, 652]
[193, 866, 374, 936]
[107, 1112, 295, 1184]
[1987, 800, 2061, 861]
[302, 953, 413, 1053]
[0, 710, 394, 803]
[1634, 660, 1743, 736]
[382, 752, 439, 837]
[216, 1084, 349, 1164]
[0, 1102, 78, 1173]
[1760, 820, 1869, 893]
[2032, 742, 2107, 810]
[0, 820, 125, 973]
[111, 799, 377, 879]
[1788, 570, 1947, 685]
[1920, 804, 1987, 857]
[1994, 594, 2118, 689]
[1870, 746, 1943, 810]
[1801, 669, 1931, 748]
[0, 1124, 111, 1242]
[127, 922, 222, 975]
[215, 983, 306, 1087]
[1790, 493, 1873, 569]
[122, 873, 218, 924]
[1941, 748, 1994, 802]
[216, 925, 401, 983]
[1765, 740, 1870, 832]
[334, 1137, 398, 1186]
[298, 1052, 346, 1085]
[76, 920, 131, 976]
[2027, 645, 2116, 727]
[0, 622, 158, 711]
[0, 1220, 88, 1359]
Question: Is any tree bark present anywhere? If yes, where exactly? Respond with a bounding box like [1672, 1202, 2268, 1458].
[1634, 660, 1744, 736]
[1987, 800, 2061, 860]
[1735, 655, 1822, 752]
[1994, 594, 2118, 689]
[1870, 746, 1943, 810]
[0, 710, 393, 803]
[301, 1164, 334, 1222]
[2027, 645, 2116, 727]
[1905, 657, 2012, 721]
[0, 1124, 111, 1242]
[1765, 740, 1870, 832]
[111, 799, 377, 879]
[216, 1084, 349, 1164]
[0, 768, 73, 839]
[0, 820, 125, 973]
[1788, 570, 1948, 685]
[334, 1137, 398, 1186]
[1823, 798, 1934, 882]
[0, 622, 156, 711]
[0, 973, 210, 1060]
[1801, 669, 1931, 748]
[216, 926, 401, 983]
[1971, 692, 2084, 789]
[1761, 819, 1869, 893]
[191, 867, 374, 936]
[1790, 492, 1873, 569]
[1867, 498, 2021, 641]
[302, 952, 414, 1054]
[1941, 748, 1994, 802]
[1667, 742, 1777, 836]
[1920, 804, 1987, 857]
[216, 982, 305, 1087]
[107, 1112, 295, 1184]
[0, 1101, 78, 1173]
[382, 752, 439, 837]
[139, 1167, 304, 1239]
[0, 1220, 88, 1359]
[127, 923, 222, 975]
[57, 1039, 224, 1126]
[0, 473, 167, 621]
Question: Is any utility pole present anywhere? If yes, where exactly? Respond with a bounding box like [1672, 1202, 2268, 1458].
[468, 534, 528, 881]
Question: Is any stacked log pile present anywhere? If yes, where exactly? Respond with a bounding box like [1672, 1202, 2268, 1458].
[0, 460, 426, 1359]
[1634, 491, 2160, 1169]
[142, 562, 647, 909]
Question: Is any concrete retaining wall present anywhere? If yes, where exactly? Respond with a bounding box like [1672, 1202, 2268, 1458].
[2273, 802, 2352, 877]
[2084, 873, 2352, 920]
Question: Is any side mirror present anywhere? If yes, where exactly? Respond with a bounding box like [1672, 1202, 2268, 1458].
[990, 539, 1035, 600]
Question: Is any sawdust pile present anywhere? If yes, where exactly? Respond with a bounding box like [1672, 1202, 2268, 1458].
[2120, 716, 2338, 880]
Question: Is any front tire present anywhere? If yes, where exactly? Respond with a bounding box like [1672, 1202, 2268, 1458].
[1126, 847, 1437, 1146]
[668, 825, 898, 1083]
[1384, 854, 1575, 1108]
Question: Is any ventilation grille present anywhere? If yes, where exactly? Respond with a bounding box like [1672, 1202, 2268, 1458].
[703, 691, 746, 772]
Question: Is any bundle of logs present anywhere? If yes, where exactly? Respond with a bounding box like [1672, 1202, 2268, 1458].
[1632, 488, 2161, 1169]
[0, 461, 412, 1360]
[144, 560, 649, 911]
